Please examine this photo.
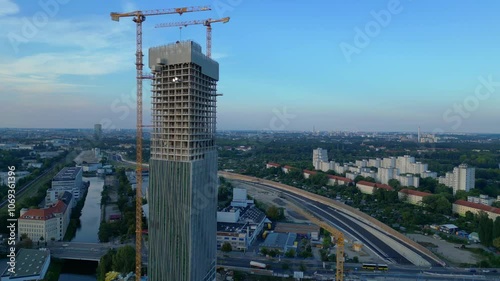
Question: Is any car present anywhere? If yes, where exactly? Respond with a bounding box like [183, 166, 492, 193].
[469, 269, 476, 273]
[491, 269, 498, 273]
[482, 269, 490, 273]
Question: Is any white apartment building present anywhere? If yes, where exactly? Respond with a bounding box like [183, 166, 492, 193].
[467, 195, 496, 206]
[421, 171, 438, 179]
[368, 158, 381, 168]
[395, 174, 420, 188]
[439, 164, 475, 195]
[377, 167, 399, 185]
[313, 148, 329, 170]
[355, 160, 368, 168]
[381, 157, 396, 168]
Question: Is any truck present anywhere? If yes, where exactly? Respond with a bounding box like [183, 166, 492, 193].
[250, 261, 267, 269]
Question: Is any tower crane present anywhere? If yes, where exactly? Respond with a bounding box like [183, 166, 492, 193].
[109, 6, 211, 280]
[155, 17, 230, 58]
[287, 202, 345, 281]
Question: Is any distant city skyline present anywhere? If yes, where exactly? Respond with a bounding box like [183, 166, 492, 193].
[1, 0, 499, 133]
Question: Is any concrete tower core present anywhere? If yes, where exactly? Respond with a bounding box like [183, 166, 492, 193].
[148, 41, 218, 281]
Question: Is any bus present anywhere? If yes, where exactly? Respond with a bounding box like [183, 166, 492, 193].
[362, 263, 377, 270]
[377, 264, 389, 271]
[362, 263, 389, 271]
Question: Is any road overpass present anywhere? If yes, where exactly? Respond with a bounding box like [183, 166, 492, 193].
[46, 242, 128, 261]
[219, 171, 446, 267]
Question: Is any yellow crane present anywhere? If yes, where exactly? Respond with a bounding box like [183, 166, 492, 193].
[109, 6, 211, 280]
[283, 201, 345, 280]
[155, 17, 230, 58]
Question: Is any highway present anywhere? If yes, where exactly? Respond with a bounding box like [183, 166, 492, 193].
[233, 180, 440, 266]
[217, 255, 500, 280]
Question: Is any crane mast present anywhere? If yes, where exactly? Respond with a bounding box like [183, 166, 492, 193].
[282, 198, 345, 281]
[109, 6, 211, 280]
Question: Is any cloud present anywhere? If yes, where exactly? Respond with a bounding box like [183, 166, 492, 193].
[0, 0, 19, 16]
[122, 0, 138, 12]
[211, 52, 230, 60]
[0, 14, 135, 95]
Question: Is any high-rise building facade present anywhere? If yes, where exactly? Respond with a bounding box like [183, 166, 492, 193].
[94, 123, 102, 139]
[438, 164, 475, 194]
[313, 148, 328, 170]
[148, 41, 219, 281]
[453, 164, 475, 195]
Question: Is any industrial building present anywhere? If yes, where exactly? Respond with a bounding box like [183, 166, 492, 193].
[0, 249, 50, 281]
[46, 167, 83, 206]
[260, 232, 297, 253]
[148, 41, 219, 281]
[217, 188, 267, 251]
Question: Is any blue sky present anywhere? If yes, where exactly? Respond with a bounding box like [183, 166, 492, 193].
[1, 0, 499, 133]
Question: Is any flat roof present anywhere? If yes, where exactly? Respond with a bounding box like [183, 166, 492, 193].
[261, 232, 297, 249]
[274, 223, 320, 235]
[441, 224, 458, 229]
[1, 249, 49, 278]
[53, 167, 82, 181]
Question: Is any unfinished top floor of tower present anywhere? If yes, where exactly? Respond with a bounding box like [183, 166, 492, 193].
[149, 41, 219, 162]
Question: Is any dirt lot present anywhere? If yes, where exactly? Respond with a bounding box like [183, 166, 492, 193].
[406, 233, 481, 265]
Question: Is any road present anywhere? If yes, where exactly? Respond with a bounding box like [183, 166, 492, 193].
[234, 180, 444, 267]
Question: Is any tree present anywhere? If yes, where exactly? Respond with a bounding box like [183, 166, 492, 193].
[221, 242, 232, 252]
[493, 237, 500, 249]
[422, 194, 451, 215]
[388, 179, 401, 190]
[455, 190, 469, 201]
[266, 205, 285, 221]
[17, 234, 33, 249]
[285, 248, 296, 258]
[477, 212, 494, 247]
[261, 247, 269, 256]
[493, 217, 500, 239]
[309, 173, 328, 186]
[112, 245, 135, 275]
[97, 249, 116, 281]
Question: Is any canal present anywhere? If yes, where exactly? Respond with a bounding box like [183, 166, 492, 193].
[60, 176, 104, 281]
[72, 176, 104, 243]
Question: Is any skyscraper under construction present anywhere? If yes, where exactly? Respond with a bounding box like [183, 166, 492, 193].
[148, 41, 218, 281]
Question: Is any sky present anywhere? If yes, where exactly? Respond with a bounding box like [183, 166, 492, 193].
[0, 0, 499, 133]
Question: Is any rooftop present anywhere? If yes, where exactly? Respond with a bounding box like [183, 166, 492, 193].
[261, 232, 297, 249]
[53, 167, 82, 181]
[20, 200, 67, 221]
[454, 200, 500, 215]
[274, 223, 320, 235]
[357, 181, 394, 191]
[399, 189, 432, 197]
[1, 248, 49, 278]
